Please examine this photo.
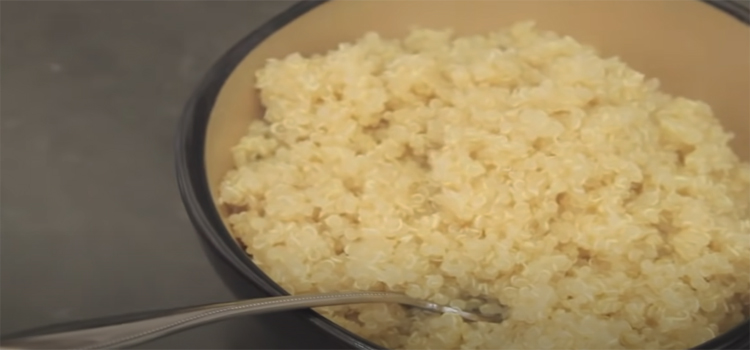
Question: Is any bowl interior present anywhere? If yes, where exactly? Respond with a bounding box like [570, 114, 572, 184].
[205, 1, 749, 223]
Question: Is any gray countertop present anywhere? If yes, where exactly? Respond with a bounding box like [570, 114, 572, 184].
[1, 1, 332, 348]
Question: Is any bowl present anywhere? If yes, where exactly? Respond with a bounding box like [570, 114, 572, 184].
[176, 1, 750, 349]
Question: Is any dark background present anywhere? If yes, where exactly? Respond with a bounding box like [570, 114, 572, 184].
[0, 1, 330, 348]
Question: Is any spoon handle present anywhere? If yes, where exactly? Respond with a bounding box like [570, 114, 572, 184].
[0, 291, 444, 350]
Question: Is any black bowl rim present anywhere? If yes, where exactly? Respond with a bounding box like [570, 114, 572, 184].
[175, 1, 750, 349]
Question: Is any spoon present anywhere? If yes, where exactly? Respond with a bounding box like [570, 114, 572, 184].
[0, 291, 505, 350]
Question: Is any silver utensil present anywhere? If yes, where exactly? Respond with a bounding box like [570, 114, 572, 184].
[0, 291, 505, 350]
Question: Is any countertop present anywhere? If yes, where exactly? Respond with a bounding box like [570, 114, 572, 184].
[1, 1, 335, 348]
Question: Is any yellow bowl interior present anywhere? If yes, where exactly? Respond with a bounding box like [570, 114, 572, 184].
[204, 0, 749, 226]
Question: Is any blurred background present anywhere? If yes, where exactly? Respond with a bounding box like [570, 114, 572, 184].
[0, 1, 334, 348]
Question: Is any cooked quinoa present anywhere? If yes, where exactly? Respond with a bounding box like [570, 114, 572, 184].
[219, 22, 750, 349]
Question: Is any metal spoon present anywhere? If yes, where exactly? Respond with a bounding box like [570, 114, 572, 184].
[0, 291, 505, 350]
